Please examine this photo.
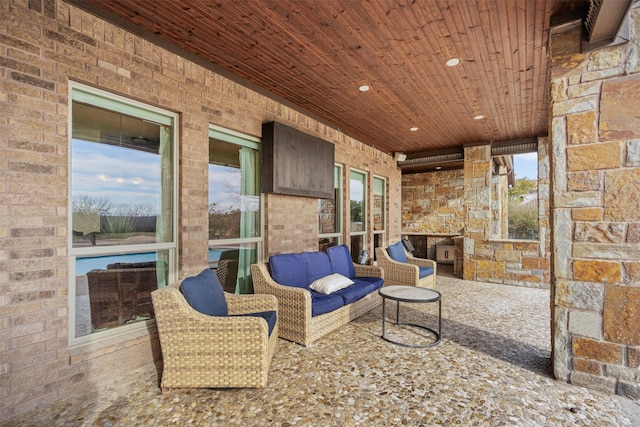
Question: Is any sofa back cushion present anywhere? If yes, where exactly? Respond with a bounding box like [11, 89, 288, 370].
[387, 241, 408, 263]
[326, 245, 355, 279]
[304, 251, 333, 284]
[269, 253, 308, 288]
[180, 269, 228, 316]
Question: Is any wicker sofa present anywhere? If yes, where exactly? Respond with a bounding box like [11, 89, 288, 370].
[375, 241, 437, 288]
[251, 244, 384, 346]
[151, 269, 278, 392]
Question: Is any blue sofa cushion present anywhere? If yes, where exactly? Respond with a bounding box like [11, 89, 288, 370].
[310, 292, 344, 317]
[419, 266, 435, 278]
[180, 269, 228, 316]
[326, 245, 355, 279]
[334, 277, 384, 305]
[232, 310, 277, 336]
[387, 241, 408, 263]
[304, 251, 333, 284]
[269, 253, 308, 288]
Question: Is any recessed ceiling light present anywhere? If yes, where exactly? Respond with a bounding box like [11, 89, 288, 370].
[436, 166, 442, 170]
[410, 126, 419, 132]
[474, 115, 484, 120]
[359, 85, 370, 92]
[446, 58, 461, 67]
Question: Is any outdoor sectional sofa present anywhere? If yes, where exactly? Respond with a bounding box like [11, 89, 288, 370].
[251, 244, 384, 346]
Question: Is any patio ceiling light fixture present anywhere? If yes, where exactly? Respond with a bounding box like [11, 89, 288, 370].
[446, 58, 461, 67]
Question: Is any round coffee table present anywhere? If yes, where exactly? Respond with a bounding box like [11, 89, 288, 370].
[378, 285, 441, 348]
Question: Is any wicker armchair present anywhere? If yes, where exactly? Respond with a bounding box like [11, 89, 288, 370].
[375, 244, 437, 288]
[151, 283, 278, 393]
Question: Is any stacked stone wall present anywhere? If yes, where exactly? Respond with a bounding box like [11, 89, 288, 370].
[549, 6, 640, 399]
[0, 0, 401, 419]
[462, 140, 552, 288]
[401, 169, 465, 235]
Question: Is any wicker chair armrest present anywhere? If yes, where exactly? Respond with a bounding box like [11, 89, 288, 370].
[152, 286, 270, 338]
[354, 263, 384, 279]
[407, 255, 437, 269]
[226, 292, 278, 315]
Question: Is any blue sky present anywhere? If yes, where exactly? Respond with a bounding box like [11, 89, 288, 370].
[72, 139, 161, 211]
[513, 153, 538, 180]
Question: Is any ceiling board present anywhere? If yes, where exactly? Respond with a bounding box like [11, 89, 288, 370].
[72, 0, 588, 160]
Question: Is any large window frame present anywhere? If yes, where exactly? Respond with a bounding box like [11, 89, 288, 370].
[68, 82, 178, 347]
[318, 164, 343, 250]
[349, 168, 368, 262]
[208, 125, 263, 294]
[373, 175, 387, 252]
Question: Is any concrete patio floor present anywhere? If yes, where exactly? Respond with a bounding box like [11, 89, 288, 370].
[4, 268, 640, 426]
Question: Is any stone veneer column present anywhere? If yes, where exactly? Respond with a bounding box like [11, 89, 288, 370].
[549, 5, 640, 399]
[462, 144, 492, 281]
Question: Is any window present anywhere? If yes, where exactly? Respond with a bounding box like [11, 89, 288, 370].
[373, 176, 386, 253]
[349, 169, 367, 262]
[208, 125, 262, 294]
[69, 83, 177, 343]
[491, 152, 539, 240]
[319, 164, 343, 250]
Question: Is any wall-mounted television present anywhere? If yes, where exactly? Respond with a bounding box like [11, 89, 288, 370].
[261, 121, 335, 199]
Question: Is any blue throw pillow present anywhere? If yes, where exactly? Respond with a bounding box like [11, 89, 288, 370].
[387, 241, 408, 263]
[180, 269, 228, 316]
[304, 251, 333, 284]
[326, 245, 355, 279]
[269, 253, 308, 288]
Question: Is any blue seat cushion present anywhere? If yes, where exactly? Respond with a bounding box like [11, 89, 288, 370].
[180, 269, 228, 316]
[310, 292, 344, 317]
[326, 244, 355, 279]
[232, 310, 277, 336]
[334, 277, 384, 305]
[304, 251, 333, 284]
[419, 266, 435, 278]
[387, 241, 408, 263]
[269, 253, 308, 288]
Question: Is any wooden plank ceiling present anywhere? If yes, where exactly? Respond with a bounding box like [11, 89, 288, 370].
[73, 0, 588, 167]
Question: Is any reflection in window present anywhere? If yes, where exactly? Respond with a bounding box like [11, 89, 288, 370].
[350, 170, 367, 262]
[70, 85, 176, 341]
[373, 176, 386, 255]
[208, 128, 261, 293]
[491, 152, 538, 240]
[319, 164, 342, 251]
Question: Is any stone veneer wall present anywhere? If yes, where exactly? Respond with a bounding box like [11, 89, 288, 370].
[462, 138, 551, 288]
[0, 0, 401, 419]
[549, 6, 640, 398]
[401, 169, 465, 235]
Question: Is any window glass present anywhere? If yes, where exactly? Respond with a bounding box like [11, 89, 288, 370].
[350, 170, 367, 262]
[208, 128, 261, 294]
[70, 85, 176, 342]
[491, 152, 538, 240]
[208, 139, 259, 240]
[319, 164, 342, 250]
[373, 176, 386, 253]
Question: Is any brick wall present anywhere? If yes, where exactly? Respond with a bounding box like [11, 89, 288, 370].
[0, 0, 401, 419]
[549, 5, 640, 399]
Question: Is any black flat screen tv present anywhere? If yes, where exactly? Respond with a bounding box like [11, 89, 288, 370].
[261, 121, 335, 199]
